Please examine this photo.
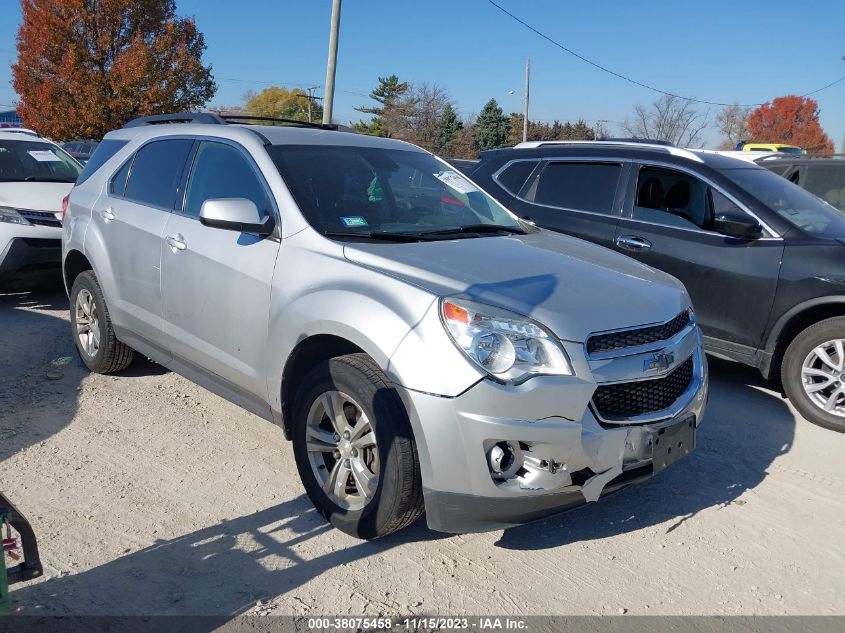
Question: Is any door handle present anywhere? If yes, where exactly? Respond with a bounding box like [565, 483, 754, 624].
[616, 235, 652, 251]
[99, 207, 115, 222]
[165, 234, 187, 251]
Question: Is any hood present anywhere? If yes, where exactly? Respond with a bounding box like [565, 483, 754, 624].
[343, 230, 689, 343]
[0, 182, 74, 212]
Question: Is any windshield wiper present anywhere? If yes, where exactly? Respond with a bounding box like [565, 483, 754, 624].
[417, 224, 526, 237]
[323, 230, 437, 243]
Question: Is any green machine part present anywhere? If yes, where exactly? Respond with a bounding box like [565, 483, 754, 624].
[1, 495, 42, 616]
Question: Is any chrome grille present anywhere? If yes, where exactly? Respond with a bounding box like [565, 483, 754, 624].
[592, 356, 694, 419]
[587, 310, 691, 355]
[19, 209, 61, 228]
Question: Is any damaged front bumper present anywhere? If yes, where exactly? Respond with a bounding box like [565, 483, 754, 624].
[402, 343, 708, 534]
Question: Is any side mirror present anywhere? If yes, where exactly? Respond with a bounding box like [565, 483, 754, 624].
[199, 198, 275, 235]
[713, 212, 763, 239]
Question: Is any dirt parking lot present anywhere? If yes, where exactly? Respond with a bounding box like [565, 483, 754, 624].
[2, 287, 844, 616]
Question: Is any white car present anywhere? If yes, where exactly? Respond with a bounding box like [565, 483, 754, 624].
[0, 129, 82, 287]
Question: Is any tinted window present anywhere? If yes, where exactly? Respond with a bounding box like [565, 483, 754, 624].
[184, 142, 267, 217]
[496, 161, 537, 195]
[723, 167, 845, 236]
[124, 139, 193, 209]
[110, 158, 132, 196]
[633, 166, 710, 230]
[802, 165, 845, 211]
[76, 139, 127, 184]
[531, 162, 621, 214]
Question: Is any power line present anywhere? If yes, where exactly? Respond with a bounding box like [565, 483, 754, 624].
[488, 0, 845, 107]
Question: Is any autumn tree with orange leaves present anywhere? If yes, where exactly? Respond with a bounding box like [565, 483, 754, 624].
[746, 95, 834, 155]
[12, 0, 216, 140]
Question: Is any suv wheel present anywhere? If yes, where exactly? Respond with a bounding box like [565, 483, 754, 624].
[291, 353, 424, 538]
[70, 271, 135, 374]
[782, 317, 845, 432]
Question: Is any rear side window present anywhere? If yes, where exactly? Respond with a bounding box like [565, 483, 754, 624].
[183, 141, 268, 217]
[110, 158, 132, 196]
[531, 162, 621, 214]
[495, 160, 537, 195]
[76, 139, 128, 184]
[124, 139, 194, 209]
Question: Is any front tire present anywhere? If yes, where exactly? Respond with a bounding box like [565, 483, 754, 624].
[291, 353, 424, 538]
[782, 316, 845, 433]
[69, 271, 135, 374]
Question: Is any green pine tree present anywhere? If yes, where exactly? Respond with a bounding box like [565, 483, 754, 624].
[436, 103, 463, 153]
[353, 74, 411, 137]
[474, 98, 511, 151]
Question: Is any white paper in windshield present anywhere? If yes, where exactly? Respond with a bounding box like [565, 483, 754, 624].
[28, 150, 61, 162]
[434, 171, 478, 194]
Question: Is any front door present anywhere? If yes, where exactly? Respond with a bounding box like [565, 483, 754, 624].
[160, 140, 280, 398]
[614, 164, 784, 351]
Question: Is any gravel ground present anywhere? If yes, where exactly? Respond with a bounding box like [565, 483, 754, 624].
[2, 287, 844, 617]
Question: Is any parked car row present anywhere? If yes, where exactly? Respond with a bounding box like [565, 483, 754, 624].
[3, 115, 844, 539]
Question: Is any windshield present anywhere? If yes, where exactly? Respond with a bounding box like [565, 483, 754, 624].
[778, 146, 805, 156]
[0, 140, 82, 183]
[722, 167, 845, 236]
[267, 145, 524, 239]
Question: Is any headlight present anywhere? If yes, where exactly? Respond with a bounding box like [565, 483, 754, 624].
[440, 297, 574, 383]
[0, 207, 30, 225]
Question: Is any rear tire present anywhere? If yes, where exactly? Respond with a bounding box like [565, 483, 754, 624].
[291, 353, 424, 538]
[69, 271, 134, 374]
[782, 317, 845, 433]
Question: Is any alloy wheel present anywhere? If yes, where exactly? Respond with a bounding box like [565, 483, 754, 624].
[74, 288, 101, 358]
[305, 390, 379, 510]
[801, 339, 845, 417]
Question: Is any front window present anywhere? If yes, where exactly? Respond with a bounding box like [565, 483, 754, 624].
[0, 140, 81, 183]
[723, 167, 845, 236]
[267, 145, 525, 239]
[801, 164, 845, 211]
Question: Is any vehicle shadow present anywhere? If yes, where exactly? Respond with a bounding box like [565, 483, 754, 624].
[9, 496, 443, 616]
[0, 287, 85, 460]
[495, 357, 796, 549]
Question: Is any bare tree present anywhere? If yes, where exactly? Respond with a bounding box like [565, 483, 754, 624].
[404, 83, 451, 152]
[623, 95, 710, 148]
[716, 103, 750, 150]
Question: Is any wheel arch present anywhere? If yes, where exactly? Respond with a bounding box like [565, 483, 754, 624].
[279, 334, 366, 439]
[63, 249, 93, 296]
[763, 297, 845, 378]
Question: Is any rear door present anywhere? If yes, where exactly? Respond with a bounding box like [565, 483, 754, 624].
[614, 163, 784, 351]
[95, 138, 194, 351]
[506, 159, 626, 250]
[160, 139, 280, 398]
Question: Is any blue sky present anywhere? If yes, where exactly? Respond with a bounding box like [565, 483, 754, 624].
[1, 0, 844, 149]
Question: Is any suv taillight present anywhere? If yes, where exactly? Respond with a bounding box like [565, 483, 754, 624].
[61, 194, 69, 224]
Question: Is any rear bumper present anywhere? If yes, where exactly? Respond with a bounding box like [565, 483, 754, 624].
[0, 235, 62, 284]
[402, 342, 709, 534]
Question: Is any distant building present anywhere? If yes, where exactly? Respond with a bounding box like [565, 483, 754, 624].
[0, 109, 22, 127]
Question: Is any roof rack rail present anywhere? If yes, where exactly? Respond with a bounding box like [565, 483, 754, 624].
[598, 137, 675, 146]
[123, 112, 226, 127]
[219, 114, 337, 130]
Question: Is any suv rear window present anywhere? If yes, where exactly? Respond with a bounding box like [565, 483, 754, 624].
[124, 139, 193, 209]
[530, 162, 621, 214]
[802, 164, 845, 211]
[76, 139, 127, 184]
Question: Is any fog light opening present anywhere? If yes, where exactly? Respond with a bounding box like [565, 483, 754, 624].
[486, 441, 523, 480]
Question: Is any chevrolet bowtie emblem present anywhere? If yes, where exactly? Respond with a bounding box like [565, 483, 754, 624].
[644, 351, 674, 372]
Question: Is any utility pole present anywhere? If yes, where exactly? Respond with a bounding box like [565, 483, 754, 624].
[305, 85, 320, 123]
[522, 59, 530, 143]
[322, 0, 342, 126]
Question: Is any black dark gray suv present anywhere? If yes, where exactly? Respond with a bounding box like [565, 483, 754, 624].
[470, 140, 845, 432]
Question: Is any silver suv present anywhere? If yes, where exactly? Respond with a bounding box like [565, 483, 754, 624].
[62, 113, 708, 538]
